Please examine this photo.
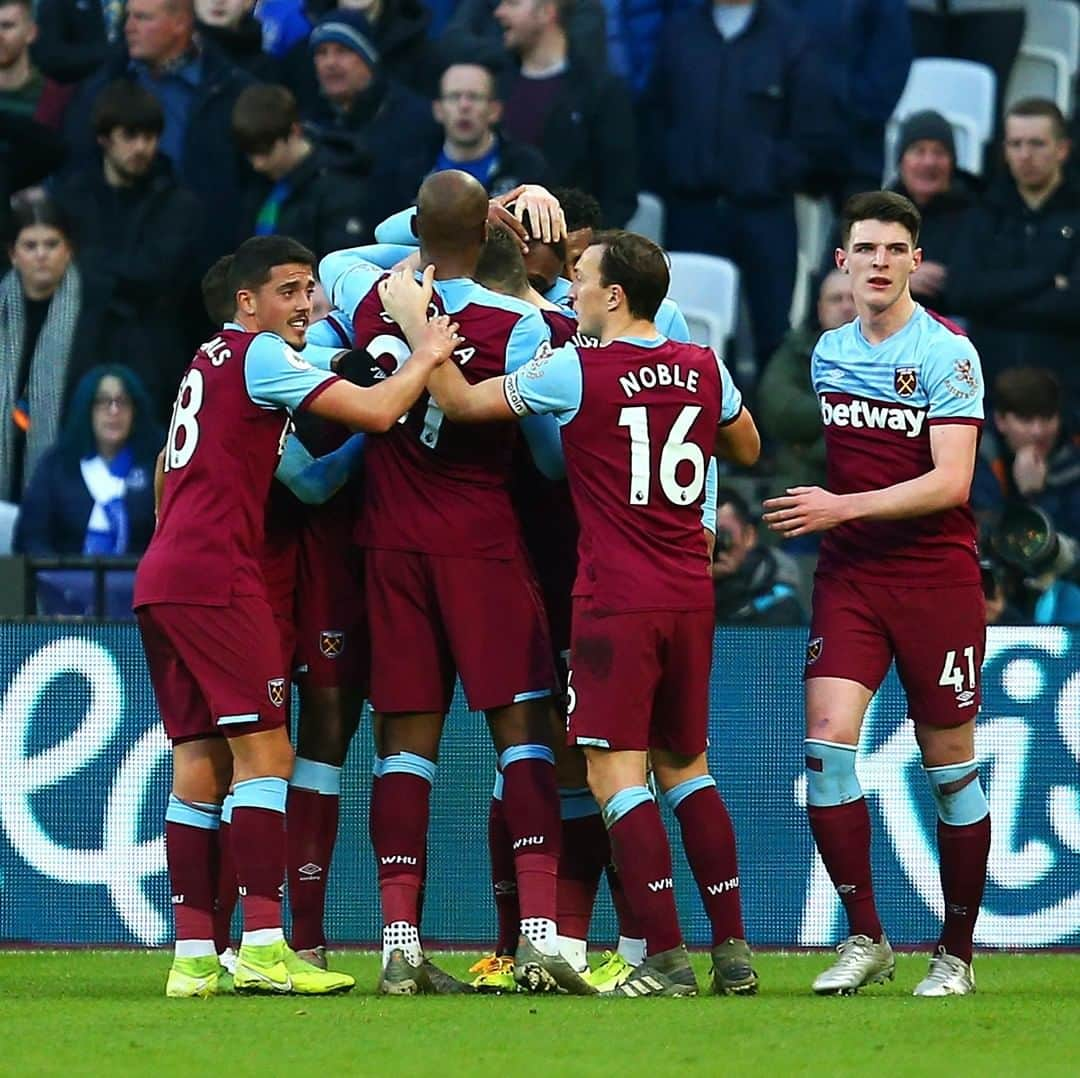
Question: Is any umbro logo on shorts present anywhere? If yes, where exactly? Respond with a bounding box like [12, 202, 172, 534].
[267, 678, 287, 707]
[806, 637, 824, 665]
[319, 630, 345, 658]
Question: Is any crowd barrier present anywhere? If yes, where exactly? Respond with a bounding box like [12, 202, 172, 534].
[1, 623, 1078, 948]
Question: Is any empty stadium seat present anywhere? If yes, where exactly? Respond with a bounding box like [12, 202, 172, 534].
[790, 194, 835, 327]
[885, 58, 997, 177]
[626, 191, 665, 245]
[1006, 0, 1080, 117]
[666, 252, 739, 356]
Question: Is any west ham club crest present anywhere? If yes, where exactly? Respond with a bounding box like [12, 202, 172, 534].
[319, 630, 344, 658]
[894, 367, 918, 398]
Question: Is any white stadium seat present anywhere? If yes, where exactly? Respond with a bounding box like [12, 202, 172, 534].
[790, 194, 835, 327]
[1006, 0, 1080, 117]
[0, 501, 18, 555]
[666, 252, 739, 356]
[885, 58, 997, 177]
[626, 191, 665, 245]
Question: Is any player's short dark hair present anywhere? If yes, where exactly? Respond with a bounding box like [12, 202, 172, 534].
[232, 84, 299, 155]
[1006, 97, 1068, 140]
[228, 236, 315, 295]
[714, 485, 753, 527]
[993, 367, 1062, 419]
[201, 254, 235, 324]
[92, 80, 164, 137]
[553, 186, 602, 232]
[476, 225, 530, 295]
[841, 190, 921, 248]
[592, 230, 669, 322]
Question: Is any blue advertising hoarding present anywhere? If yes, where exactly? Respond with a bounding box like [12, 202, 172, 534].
[1, 623, 1077, 948]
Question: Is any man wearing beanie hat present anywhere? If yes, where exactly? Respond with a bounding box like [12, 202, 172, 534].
[296, 8, 437, 222]
[888, 109, 980, 312]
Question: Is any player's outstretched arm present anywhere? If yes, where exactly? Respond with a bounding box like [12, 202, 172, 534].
[715, 408, 761, 468]
[427, 360, 516, 423]
[763, 423, 977, 538]
[307, 316, 458, 432]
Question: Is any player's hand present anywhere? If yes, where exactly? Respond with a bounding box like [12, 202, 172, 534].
[414, 314, 460, 368]
[378, 263, 434, 340]
[762, 486, 851, 537]
[911, 259, 947, 298]
[493, 184, 566, 244]
[1013, 445, 1047, 495]
[488, 201, 530, 252]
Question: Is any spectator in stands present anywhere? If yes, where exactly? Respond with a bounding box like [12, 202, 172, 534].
[429, 60, 550, 196]
[644, 0, 840, 366]
[758, 268, 855, 512]
[255, 0, 312, 60]
[232, 82, 373, 257]
[947, 98, 1080, 398]
[195, 0, 278, 79]
[0, 0, 73, 126]
[712, 485, 807, 626]
[787, 0, 912, 197]
[442, 0, 607, 77]
[14, 364, 160, 556]
[907, 0, 1026, 141]
[286, 0, 442, 100]
[63, 0, 253, 262]
[494, 0, 638, 227]
[52, 81, 203, 421]
[296, 9, 435, 223]
[31, 0, 121, 84]
[888, 109, 981, 312]
[0, 111, 67, 215]
[972, 367, 1080, 543]
[0, 198, 101, 502]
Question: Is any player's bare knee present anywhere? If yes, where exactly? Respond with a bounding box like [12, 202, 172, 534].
[376, 711, 443, 759]
[487, 697, 556, 754]
[171, 737, 232, 803]
[229, 726, 295, 782]
[651, 749, 708, 793]
[914, 720, 975, 768]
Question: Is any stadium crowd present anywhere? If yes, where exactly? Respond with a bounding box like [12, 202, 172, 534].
[4, 0, 1080, 621]
[0, 0, 1078, 997]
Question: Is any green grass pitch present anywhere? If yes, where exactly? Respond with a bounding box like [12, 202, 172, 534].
[2, 951, 1078, 1076]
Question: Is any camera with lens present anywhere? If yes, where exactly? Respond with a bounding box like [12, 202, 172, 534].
[989, 503, 1080, 586]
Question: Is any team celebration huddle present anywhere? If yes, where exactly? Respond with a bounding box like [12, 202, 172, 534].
[138, 176, 988, 1001]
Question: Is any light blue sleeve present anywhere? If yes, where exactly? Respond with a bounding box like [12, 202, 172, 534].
[374, 206, 418, 246]
[716, 355, 744, 424]
[701, 457, 718, 530]
[504, 343, 583, 424]
[656, 298, 691, 343]
[299, 343, 346, 372]
[504, 309, 566, 477]
[244, 332, 338, 411]
[306, 309, 353, 348]
[274, 432, 365, 505]
[924, 337, 985, 421]
[505, 306, 551, 373]
[543, 277, 573, 309]
[350, 243, 417, 270]
[318, 251, 383, 316]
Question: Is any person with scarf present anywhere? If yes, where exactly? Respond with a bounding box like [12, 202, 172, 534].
[0, 197, 85, 504]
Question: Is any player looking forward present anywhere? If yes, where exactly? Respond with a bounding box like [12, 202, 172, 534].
[395, 230, 761, 996]
[135, 235, 455, 998]
[763, 191, 990, 998]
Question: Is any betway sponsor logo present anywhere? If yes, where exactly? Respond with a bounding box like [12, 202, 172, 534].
[820, 395, 925, 438]
[647, 876, 674, 893]
[513, 835, 546, 850]
[380, 855, 418, 866]
[706, 876, 739, 896]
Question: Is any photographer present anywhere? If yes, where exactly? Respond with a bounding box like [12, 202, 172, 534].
[712, 486, 806, 627]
